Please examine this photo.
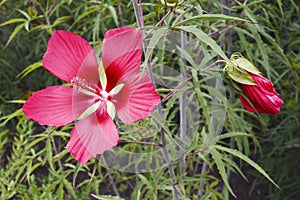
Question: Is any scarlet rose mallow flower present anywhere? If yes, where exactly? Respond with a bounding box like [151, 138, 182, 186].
[22, 27, 160, 164]
[224, 53, 283, 115]
[238, 73, 284, 115]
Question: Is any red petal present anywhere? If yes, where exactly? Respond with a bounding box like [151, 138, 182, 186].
[43, 30, 98, 83]
[102, 27, 142, 91]
[66, 102, 119, 164]
[22, 86, 75, 127]
[239, 74, 284, 115]
[112, 73, 160, 124]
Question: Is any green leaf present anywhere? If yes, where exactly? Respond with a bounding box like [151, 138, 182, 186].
[0, 0, 7, 6]
[5, 23, 25, 48]
[107, 5, 119, 26]
[174, 14, 249, 26]
[176, 26, 232, 65]
[17, 60, 42, 79]
[72, 163, 82, 188]
[216, 132, 253, 141]
[0, 18, 26, 27]
[17, 9, 31, 20]
[91, 194, 125, 200]
[143, 27, 169, 67]
[215, 145, 280, 188]
[46, 138, 54, 170]
[211, 148, 236, 198]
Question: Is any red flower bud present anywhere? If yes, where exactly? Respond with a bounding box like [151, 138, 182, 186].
[238, 73, 284, 115]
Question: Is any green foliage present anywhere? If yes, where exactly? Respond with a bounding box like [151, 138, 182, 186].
[0, 0, 299, 199]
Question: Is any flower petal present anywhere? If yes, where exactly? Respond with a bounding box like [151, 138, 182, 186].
[42, 30, 98, 83]
[239, 74, 284, 115]
[112, 73, 160, 124]
[66, 102, 119, 164]
[22, 86, 75, 127]
[102, 27, 142, 91]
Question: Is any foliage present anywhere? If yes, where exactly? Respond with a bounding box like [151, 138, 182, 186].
[0, 0, 299, 199]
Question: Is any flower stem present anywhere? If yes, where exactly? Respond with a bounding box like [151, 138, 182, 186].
[132, 0, 180, 198]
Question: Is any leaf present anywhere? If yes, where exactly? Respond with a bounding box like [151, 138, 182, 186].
[5, 23, 25, 48]
[107, 5, 119, 26]
[46, 137, 54, 170]
[72, 163, 82, 188]
[91, 194, 125, 200]
[0, 0, 7, 6]
[17, 9, 31, 20]
[174, 14, 249, 26]
[216, 132, 253, 141]
[17, 60, 42, 79]
[215, 145, 280, 188]
[0, 18, 26, 26]
[176, 26, 232, 65]
[211, 148, 236, 198]
[143, 27, 169, 67]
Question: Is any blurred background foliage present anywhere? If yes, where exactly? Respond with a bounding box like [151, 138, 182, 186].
[0, 0, 299, 199]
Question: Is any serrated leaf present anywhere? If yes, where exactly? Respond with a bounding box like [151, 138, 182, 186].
[215, 145, 280, 188]
[211, 148, 236, 198]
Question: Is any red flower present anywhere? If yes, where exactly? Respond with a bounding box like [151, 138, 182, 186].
[22, 27, 160, 164]
[238, 73, 283, 115]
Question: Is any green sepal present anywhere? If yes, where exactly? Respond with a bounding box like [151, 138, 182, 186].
[232, 57, 261, 76]
[224, 64, 256, 85]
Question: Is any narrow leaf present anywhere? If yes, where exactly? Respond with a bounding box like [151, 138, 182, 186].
[177, 26, 232, 65]
[5, 23, 25, 48]
[175, 14, 249, 26]
[211, 149, 236, 198]
[215, 145, 280, 188]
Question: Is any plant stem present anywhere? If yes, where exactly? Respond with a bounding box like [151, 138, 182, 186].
[132, 0, 180, 198]
[179, 10, 188, 175]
